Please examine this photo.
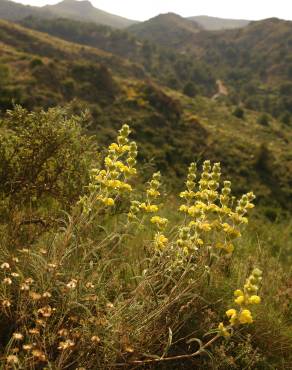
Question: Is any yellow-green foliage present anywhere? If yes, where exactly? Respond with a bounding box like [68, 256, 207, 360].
[0, 124, 272, 369]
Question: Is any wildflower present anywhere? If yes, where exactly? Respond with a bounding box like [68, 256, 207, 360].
[125, 346, 134, 353]
[6, 355, 19, 364]
[32, 349, 46, 361]
[3, 277, 12, 285]
[226, 309, 237, 319]
[91, 335, 101, 343]
[25, 278, 34, 284]
[218, 322, 230, 338]
[29, 328, 40, 335]
[239, 309, 253, 324]
[147, 189, 160, 197]
[58, 339, 75, 350]
[29, 291, 42, 301]
[234, 295, 245, 305]
[248, 295, 261, 304]
[23, 344, 33, 351]
[1, 262, 10, 269]
[234, 289, 243, 297]
[12, 257, 19, 263]
[43, 291, 52, 298]
[20, 283, 30, 291]
[103, 197, 115, 206]
[2, 299, 11, 308]
[154, 233, 168, 250]
[86, 282, 95, 289]
[47, 263, 57, 270]
[11, 272, 20, 278]
[150, 216, 168, 228]
[66, 279, 77, 289]
[106, 302, 114, 309]
[37, 305, 53, 318]
[58, 329, 69, 337]
[12, 333, 23, 340]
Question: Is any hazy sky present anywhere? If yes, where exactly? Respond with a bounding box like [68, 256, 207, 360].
[15, 0, 292, 21]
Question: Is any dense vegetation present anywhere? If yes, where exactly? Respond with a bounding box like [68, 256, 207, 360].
[0, 2, 291, 368]
[0, 19, 291, 210]
[0, 112, 291, 369]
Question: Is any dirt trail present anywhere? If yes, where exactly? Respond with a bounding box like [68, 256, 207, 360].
[212, 79, 228, 100]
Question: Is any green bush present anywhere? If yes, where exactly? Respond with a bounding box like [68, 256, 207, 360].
[0, 105, 94, 207]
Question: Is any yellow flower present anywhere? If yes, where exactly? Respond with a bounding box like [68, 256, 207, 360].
[103, 197, 115, 207]
[154, 234, 168, 250]
[234, 295, 245, 305]
[150, 216, 168, 227]
[179, 204, 188, 213]
[147, 189, 160, 197]
[218, 322, 230, 337]
[225, 243, 234, 253]
[140, 203, 158, 213]
[234, 289, 243, 297]
[226, 308, 237, 318]
[248, 295, 261, 304]
[239, 309, 253, 324]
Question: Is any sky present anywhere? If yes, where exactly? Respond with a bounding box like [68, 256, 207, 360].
[15, 0, 292, 21]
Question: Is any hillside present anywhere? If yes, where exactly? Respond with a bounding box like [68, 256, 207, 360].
[0, 19, 291, 208]
[0, 0, 137, 28]
[128, 13, 202, 48]
[188, 15, 250, 30]
[127, 16, 292, 119]
[19, 16, 216, 96]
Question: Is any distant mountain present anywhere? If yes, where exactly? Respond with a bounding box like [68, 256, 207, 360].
[0, 0, 137, 28]
[128, 13, 201, 48]
[43, 0, 138, 28]
[188, 15, 250, 30]
[0, 0, 47, 20]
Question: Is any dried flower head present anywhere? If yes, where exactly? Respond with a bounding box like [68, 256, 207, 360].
[3, 277, 12, 285]
[1, 262, 10, 270]
[12, 333, 24, 341]
[58, 339, 75, 350]
[6, 355, 19, 364]
[66, 279, 77, 289]
[32, 349, 46, 362]
[2, 299, 11, 308]
[37, 305, 53, 318]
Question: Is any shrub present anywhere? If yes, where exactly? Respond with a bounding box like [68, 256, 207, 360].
[0, 124, 265, 368]
[232, 106, 245, 119]
[0, 105, 94, 208]
[183, 81, 198, 97]
[257, 113, 269, 126]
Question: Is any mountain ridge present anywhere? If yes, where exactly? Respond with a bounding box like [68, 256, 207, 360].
[0, 0, 138, 28]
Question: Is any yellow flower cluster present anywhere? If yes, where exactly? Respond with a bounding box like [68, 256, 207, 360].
[79, 124, 137, 212]
[127, 172, 169, 251]
[178, 160, 255, 255]
[128, 171, 162, 220]
[219, 268, 262, 337]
